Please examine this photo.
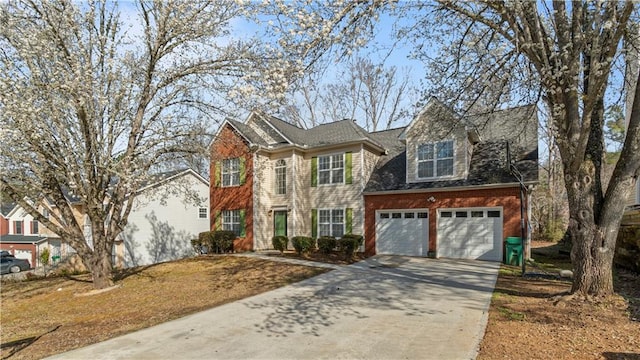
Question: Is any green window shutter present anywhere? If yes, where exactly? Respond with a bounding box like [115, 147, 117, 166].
[311, 157, 317, 187]
[215, 211, 221, 230]
[239, 157, 246, 185]
[311, 209, 318, 238]
[239, 209, 246, 237]
[215, 161, 221, 187]
[345, 208, 353, 234]
[345, 152, 353, 185]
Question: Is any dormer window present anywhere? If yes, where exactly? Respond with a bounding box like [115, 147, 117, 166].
[417, 140, 454, 178]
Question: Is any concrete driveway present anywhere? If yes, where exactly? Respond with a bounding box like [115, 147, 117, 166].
[48, 256, 499, 360]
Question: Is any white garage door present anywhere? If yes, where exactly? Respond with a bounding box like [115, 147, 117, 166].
[437, 208, 503, 261]
[376, 210, 429, 256]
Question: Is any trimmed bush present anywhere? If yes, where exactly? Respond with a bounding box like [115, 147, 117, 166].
[338, 236, 361, 259]
[341, 234, 364, 247]
[199, 230, 235, 254]
[317, 236, 337, 254]
[211, 231, 236, 253]
[272, 235, 289, 253]
[291, 236, 315, 255]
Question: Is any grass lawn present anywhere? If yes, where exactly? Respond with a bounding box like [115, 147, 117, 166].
[0, 256, 328, 360]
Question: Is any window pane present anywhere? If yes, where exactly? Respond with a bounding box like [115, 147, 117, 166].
[275, 165, 286, 195]
[332, 209, 344, 223]
[418, 144, 434, 160]
[471, 211, 484, 218]
[332, 169, 343, 183]
[318, 156, 330, 170]
[332, 154, 344, 168]
[332, 224, 344, 238]
[418, 161, 434, 178]
[436, 141, 453, 158]
[436, 159, 453, 176]
[404, 212, 415, 218]
[318, 170, 330, 185]
[488, 211, 501, 218]
[319, 210, 331, 223]
[392, 213, 402, 219]
[319, 224, 331, 237]
[456, 211, 468, 218]
[380, 213, 390, 219]
[441, 211, 452, 218]
[417, 212, 428, 218]
[199, 208, 207, 219]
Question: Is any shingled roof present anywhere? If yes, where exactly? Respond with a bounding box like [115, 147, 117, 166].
[364, 105, 538, 193]
[235, 111, 385, 150]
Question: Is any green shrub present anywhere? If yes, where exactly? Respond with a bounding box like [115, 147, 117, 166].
[272, 236, 289, 253]
[191, 238, 203, 254]
[341, 234, 364, 247]
[211, 231, 236, 253]
[338, 237, 360, 259]
[317, 236, 337, 254]
[291, 236, 315, 255]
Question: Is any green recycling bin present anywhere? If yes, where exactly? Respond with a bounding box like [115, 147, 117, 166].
[504, 237, 523, 266]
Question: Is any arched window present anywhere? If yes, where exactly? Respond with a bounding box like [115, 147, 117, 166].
[275, 159, 286, 195]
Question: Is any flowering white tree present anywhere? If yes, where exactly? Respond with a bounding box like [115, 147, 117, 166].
[0, 0, 283, 289]
[268, 0, 640, 297]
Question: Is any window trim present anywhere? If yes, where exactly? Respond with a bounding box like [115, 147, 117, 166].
[416, 140, 455, 180]
[274, 159, 287, 195]
[198, 207, 208, 219]
[317, 208, 345, 238]
[221, 158, 240, 187]
[317, 152, 345, 186]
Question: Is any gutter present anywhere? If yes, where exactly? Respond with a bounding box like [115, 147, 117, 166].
[362, 182, 534, 196]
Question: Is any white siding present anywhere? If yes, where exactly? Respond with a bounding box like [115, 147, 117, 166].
[121, 173, 209, 267]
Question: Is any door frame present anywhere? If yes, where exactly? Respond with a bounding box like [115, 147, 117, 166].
[273, 210, 288, 237]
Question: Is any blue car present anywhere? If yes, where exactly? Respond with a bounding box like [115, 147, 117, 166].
[0, 256, 31, 274]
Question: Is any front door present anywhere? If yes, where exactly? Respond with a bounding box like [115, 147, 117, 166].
[274, 211, 287, 237]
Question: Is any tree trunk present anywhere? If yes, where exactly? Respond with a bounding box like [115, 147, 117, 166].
[78, 233, 114, 290]
[88, 251, 114, 289]
[565, 159, 621, 297]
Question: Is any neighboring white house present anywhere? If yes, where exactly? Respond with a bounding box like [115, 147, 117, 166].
[115, 169, 210, 268]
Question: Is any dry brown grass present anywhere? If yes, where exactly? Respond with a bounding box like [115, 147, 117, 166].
[478, 242, 640, 360]
[0, 256, 328, 360]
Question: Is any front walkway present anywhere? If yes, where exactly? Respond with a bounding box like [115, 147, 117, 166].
[48, 256, 499, 360]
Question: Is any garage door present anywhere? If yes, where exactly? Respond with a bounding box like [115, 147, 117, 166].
[376, 210, 429, 256]
[437, 208, 502, 261]
[14, 249, 32, 266]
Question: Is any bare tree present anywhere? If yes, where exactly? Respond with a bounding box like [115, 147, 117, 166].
[278, 57, 416, 131]
[268, 0, 640, 297]
[0, 0, 278, 289]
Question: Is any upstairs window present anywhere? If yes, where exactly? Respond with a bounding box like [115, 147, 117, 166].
[32, 220, 39, 234]
[198, 207, 208, 219]
[318, 154, 344, 185]
[14, 220, 23, 234]
[222, 158, 240, 187]
[417, 140, 454, 178]
[275, 159, 286, 195]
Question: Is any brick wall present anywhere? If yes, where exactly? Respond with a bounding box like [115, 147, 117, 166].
[210, 125, 254, 251]
[364, 186, 525, 256]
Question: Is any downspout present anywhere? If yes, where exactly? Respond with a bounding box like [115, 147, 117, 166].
[527, 185, 534, 260]
[507, 142, 528, 276]
[252, 151, 258, 250]
[292, 150, 296, 238]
